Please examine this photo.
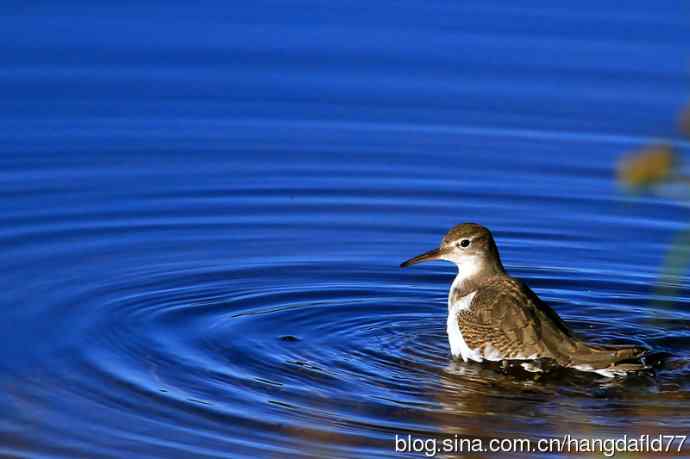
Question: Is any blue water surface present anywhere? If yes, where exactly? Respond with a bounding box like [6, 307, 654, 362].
[1, 2, 690, 458]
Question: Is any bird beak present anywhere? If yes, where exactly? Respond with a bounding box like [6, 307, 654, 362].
[400, 247, 447, 268]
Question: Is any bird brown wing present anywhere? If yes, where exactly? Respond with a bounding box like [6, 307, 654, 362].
[458, 277, 580, 363]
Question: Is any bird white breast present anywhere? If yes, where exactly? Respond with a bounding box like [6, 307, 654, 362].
[447, 289, 483, 362]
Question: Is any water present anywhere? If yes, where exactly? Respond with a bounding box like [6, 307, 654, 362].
[2, 2, 690, 458]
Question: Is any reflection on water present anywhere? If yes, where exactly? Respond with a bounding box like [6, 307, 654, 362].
[1, 1, 690, 458]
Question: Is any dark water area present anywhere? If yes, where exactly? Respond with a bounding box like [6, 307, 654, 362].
[2, 2, 690, 458]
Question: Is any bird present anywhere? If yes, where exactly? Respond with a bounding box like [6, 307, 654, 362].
[400, 223, 651, 377]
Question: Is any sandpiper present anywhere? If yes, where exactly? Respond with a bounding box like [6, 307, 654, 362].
[401, 223, 650, 377]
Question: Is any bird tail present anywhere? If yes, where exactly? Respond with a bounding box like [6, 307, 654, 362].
[569, 343, 651, 377]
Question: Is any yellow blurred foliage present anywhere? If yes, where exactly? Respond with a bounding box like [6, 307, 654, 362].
[616, 144, 676, 187]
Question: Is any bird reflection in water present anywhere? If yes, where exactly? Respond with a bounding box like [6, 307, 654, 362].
[433, 360, 687, 457]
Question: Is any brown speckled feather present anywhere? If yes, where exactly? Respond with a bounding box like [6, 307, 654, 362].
[458, 276, 646, 370]
[457, 277, 576, 361]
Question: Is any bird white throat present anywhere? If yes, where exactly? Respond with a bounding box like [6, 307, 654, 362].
[446, 254, 482, 284]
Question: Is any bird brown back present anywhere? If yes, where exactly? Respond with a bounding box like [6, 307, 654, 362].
[459, 276, 649, 372]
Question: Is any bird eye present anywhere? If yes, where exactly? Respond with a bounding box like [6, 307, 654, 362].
[459, 239, 470, 248]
